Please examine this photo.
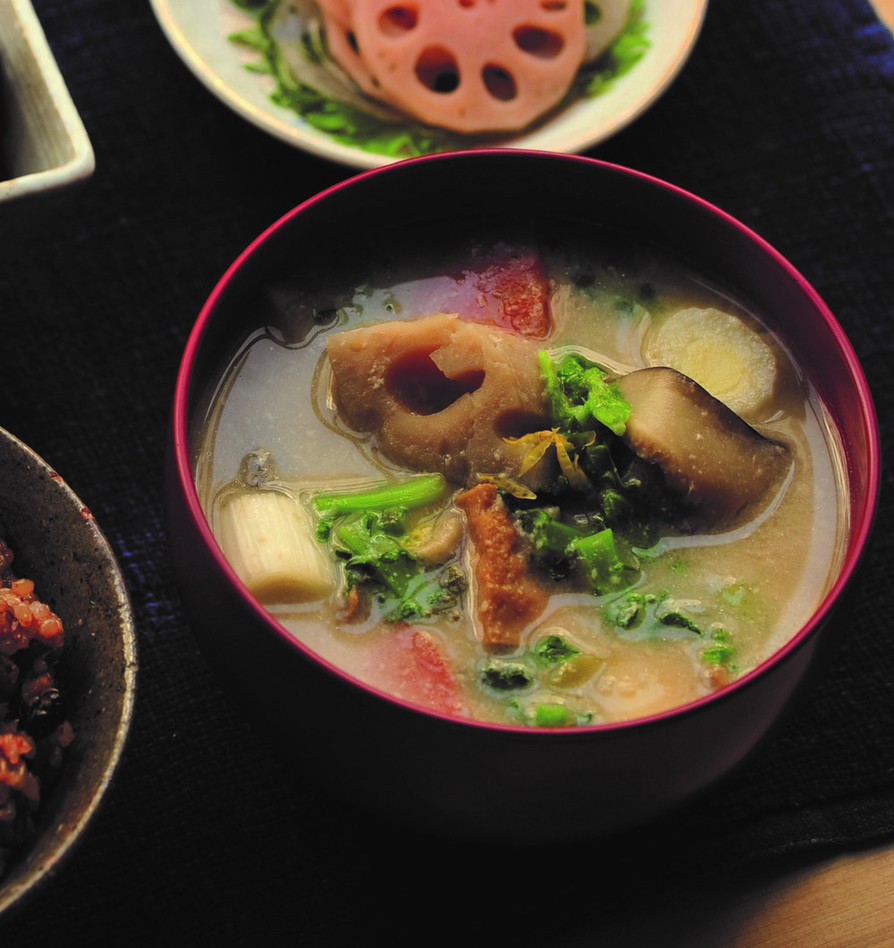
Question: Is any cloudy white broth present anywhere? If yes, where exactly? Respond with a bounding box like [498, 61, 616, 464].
[193, 220, 846, 728]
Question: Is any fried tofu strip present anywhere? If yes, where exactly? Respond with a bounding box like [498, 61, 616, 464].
[456, 483, 547, 652]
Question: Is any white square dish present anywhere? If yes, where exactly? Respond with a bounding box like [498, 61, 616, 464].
[0, 0, 94, 209]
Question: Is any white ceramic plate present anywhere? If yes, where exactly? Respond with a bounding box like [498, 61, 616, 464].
[149, 0, 708, 169]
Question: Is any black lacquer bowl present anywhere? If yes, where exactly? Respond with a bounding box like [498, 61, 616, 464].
[167, 150, 879, 842]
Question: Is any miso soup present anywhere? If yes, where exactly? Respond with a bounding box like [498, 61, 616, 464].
[193, 221, 847, 727]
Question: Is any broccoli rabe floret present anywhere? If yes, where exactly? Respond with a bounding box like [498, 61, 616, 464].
[327, 511, 419, 597]
[604, 590, 706, 638]
[514, 507, 587, 579]
[531, 351, 662, 547]
[513, 507, 640, 595]
[480, 634, 601, 727]
[480, 662, 535, 692]
[314, 475, 461, 623]
[538, 350, 630, 437]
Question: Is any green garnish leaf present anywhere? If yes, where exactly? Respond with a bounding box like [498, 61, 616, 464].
[316, 477, 460, 623]
[533, 634, 581, 665]
[605, 591, 705, 639]
[481, 664, 535, 692]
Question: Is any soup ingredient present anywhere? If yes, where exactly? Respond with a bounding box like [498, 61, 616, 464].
[539, 348, 630, 437]
[325, 313, 553, 487]
[514, 507, 640, 595]
[316, 0, 588, 134]
[373, 627, 465, 716]
[516, 350, 666, 545]
[615, 367, 789, 521]
[218, 487, 336, 604]
[462, 244, 552, 338]
[407, 510, 464, 566]
[645, 306, 779, 421]
[479, 631, 601, 726]
[0, 538, 74, 878]
[455, 482, 548, 651]
[377, 242, 553, 337]
[314, 472, 448, 517]
[315, 475, 464, 624]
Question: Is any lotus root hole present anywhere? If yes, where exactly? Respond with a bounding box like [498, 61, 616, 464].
[482, 65, 518, 102]
[496, 409, 552, 439]
[415, 46, 461, 93]
[378, 5, 419, 37]
[514, 25, 565, 59]
[385, 351, 485, 415]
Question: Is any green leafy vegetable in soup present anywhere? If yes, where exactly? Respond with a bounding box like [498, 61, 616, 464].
[196, 223, 846, 727]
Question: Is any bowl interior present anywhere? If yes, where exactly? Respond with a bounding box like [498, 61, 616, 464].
[177, 149, 879, 724]
[0, 428, 137, 920]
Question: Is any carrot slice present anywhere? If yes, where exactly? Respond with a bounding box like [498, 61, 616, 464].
[471, 248, 551, 338]
[378, 627, 464, 717]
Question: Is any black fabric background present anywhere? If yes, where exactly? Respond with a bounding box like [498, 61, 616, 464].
[0, 0, 892, 943]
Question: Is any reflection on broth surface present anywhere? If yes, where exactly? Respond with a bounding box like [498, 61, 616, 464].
[194, 222, 847, 727]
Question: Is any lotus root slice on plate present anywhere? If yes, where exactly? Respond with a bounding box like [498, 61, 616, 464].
[316, 0, 588, 133]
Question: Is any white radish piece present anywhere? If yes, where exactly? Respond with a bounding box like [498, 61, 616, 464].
[616, 367, 789, 522]
[217, 489, 336, 604]
[644, 307, 779, 421]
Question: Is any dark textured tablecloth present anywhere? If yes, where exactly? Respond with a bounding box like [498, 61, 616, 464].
[0, 0, 891, 943]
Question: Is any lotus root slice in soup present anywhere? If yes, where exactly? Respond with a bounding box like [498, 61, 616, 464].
[193, 220, 847, 728]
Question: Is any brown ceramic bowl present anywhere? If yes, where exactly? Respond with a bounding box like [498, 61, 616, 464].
[0, 427, 137, 920]
[167, 149, 879, 843]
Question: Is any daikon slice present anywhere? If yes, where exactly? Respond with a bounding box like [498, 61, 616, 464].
[645, 307, 779, 422]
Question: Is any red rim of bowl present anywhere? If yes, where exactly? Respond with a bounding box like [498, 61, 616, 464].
[171, 148, 881, 737]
